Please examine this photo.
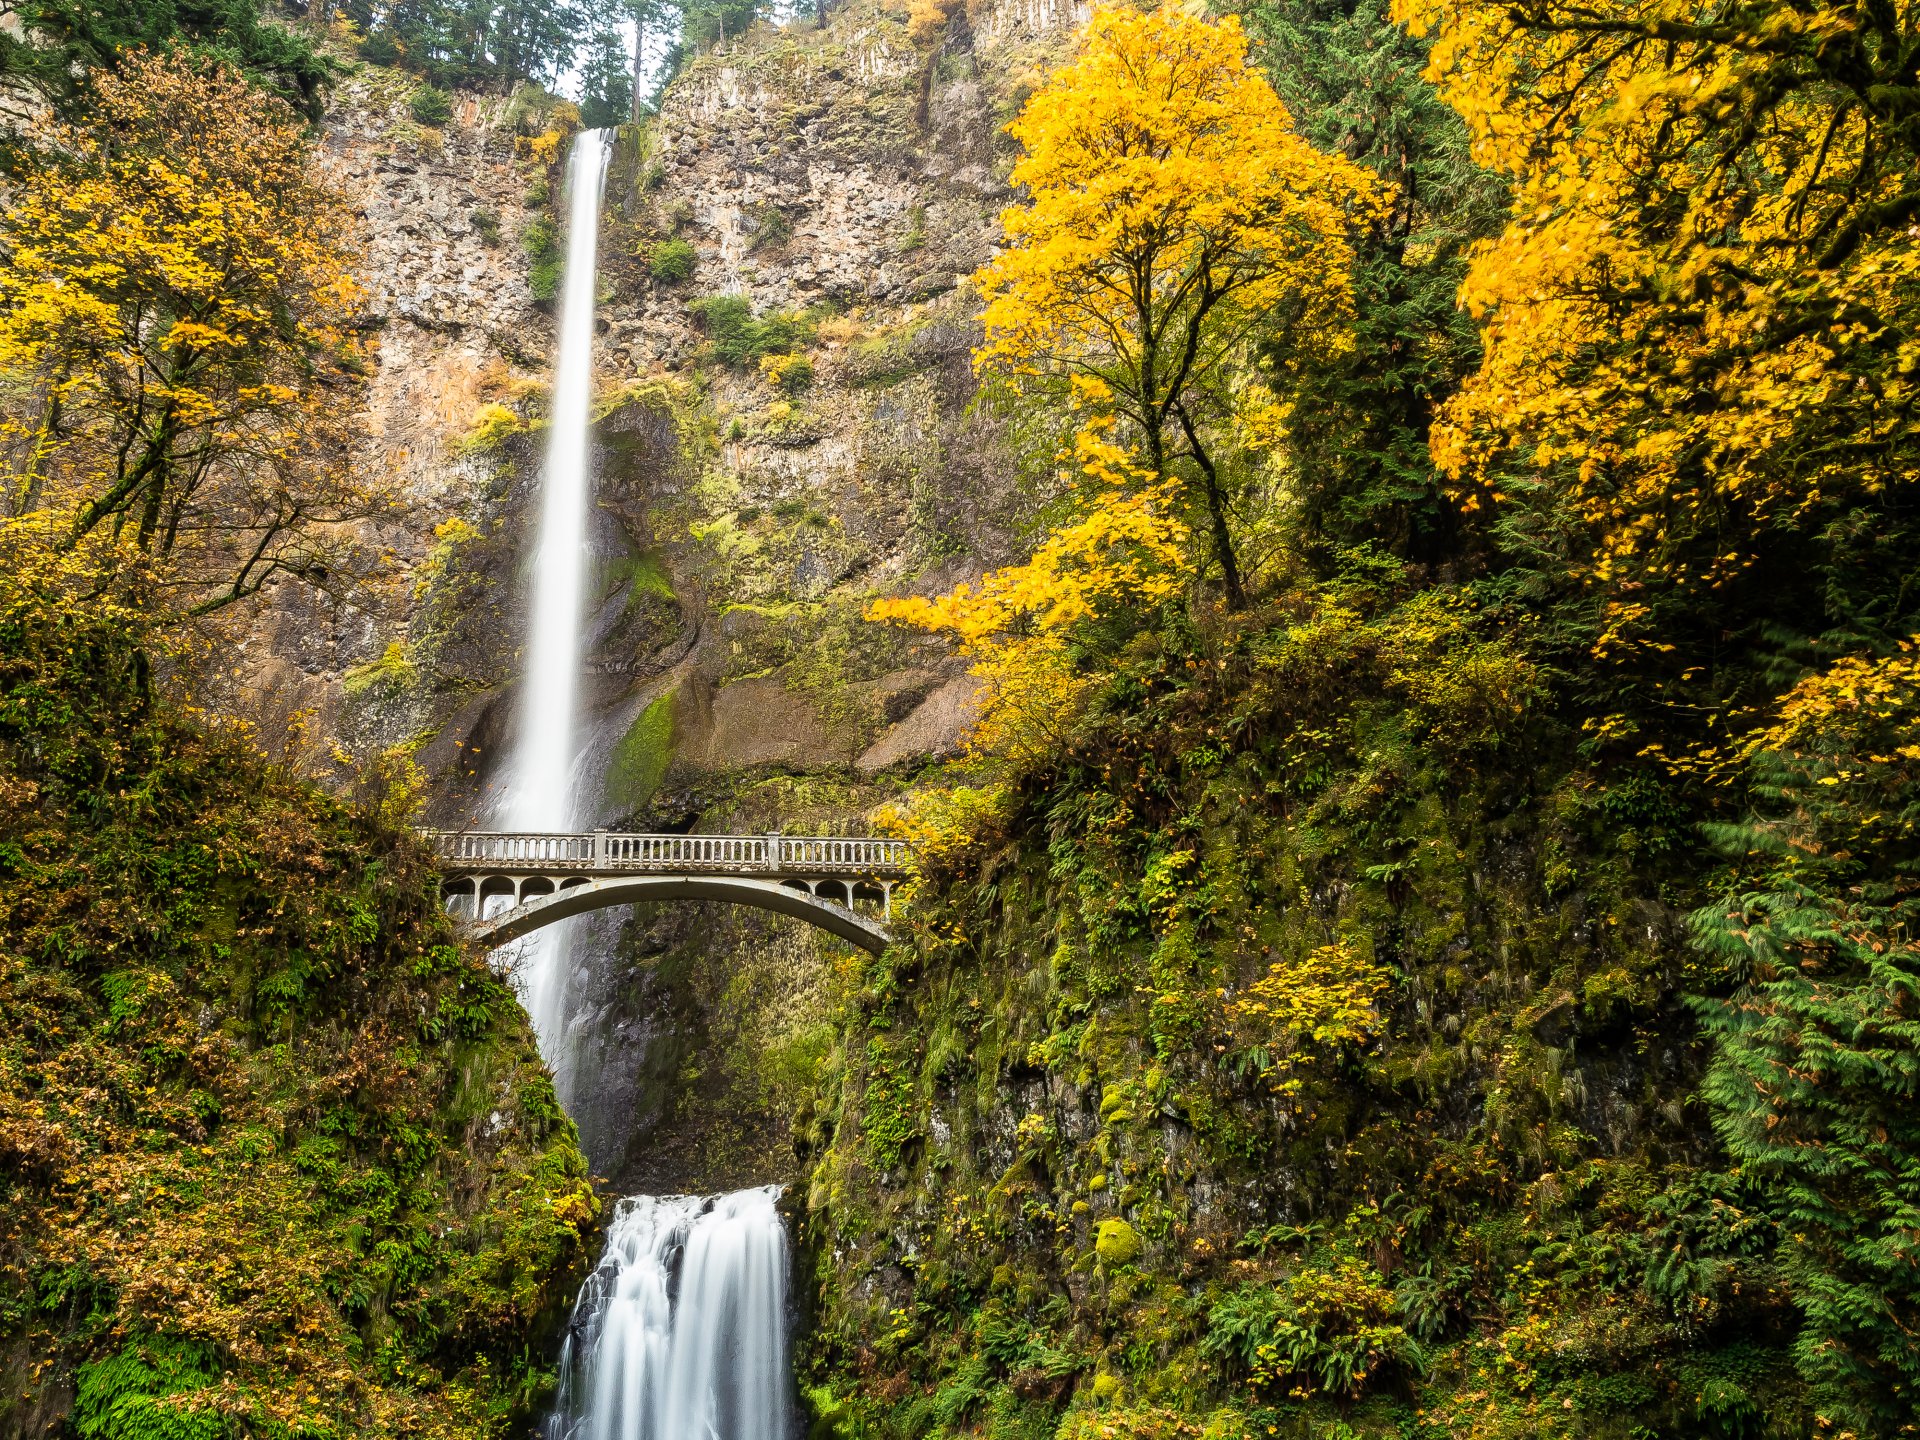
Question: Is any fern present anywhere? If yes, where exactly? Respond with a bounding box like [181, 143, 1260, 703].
[1690, 646, 1920, 1432]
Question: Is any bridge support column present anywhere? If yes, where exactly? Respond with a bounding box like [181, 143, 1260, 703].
[765, 831, 782, 871]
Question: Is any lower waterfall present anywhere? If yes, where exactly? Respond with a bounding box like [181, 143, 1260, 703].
[550, 1188, 797, 1440]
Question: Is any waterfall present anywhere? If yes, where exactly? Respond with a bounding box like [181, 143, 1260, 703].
[498, 133, 798, 1440]
[551, 1188, 797, 1440]
[504, 128, 612, 1076]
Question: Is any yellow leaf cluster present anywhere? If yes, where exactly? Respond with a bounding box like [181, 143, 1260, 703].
[0, 50, 380, 617]
[868, 428, 1190, 764]
[975, 5, 1379, 458]
[1226, 940, 1392, 1081]
[1398, 0, 1920, 635]
[907, 0, 966, 45]
[1744, 641, 1920, 770]
[870, 431, 1187, 650]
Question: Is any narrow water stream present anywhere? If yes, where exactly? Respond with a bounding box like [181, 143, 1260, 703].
[501, 129, 800, 1440]
[506, 126, 612, 1084]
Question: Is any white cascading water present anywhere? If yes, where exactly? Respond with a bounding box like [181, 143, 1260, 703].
[498, 132, 798, 1440]
[504, 127, 612, 1079]
[550, 1188, 796, 1440]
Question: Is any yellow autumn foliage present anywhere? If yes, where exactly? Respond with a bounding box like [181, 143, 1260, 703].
[971, 4, 1380, 604]
[1399, 0, 1920, 651]
[0, 51, 379, 616]
[868, 428, 1190, 765]
[1223, 941, 1392, 1095]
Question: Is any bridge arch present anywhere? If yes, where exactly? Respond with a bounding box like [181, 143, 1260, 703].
[458, 874, 894, 954]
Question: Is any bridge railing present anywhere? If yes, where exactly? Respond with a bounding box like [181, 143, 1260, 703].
[435, 831, 597, 865]
[778, 836, 908, 871]
[429, 830, 911, 876]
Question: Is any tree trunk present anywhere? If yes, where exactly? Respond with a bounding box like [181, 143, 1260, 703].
[1176, 406, 1246, 610]
[629, 17, 646, 122]
[12, 383, 62, 517]
[68, 413, 175, 549]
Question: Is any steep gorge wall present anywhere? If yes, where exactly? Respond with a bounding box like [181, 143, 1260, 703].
[242, 0, 1088, 1191]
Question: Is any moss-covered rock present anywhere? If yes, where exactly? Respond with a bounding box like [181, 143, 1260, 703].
[1094, 1220, 1142, 1266]
[0, 562, 596, 1440]
[791, 585, 1804, 1439]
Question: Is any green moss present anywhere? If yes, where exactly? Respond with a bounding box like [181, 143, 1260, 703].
[1095, 1219, 1143, 1266]
[788, 587, 1806, 1439]
[342, 639, 415, 698]
[0, 560, 594, 1440]
[524, 216, 562, 303]
[607, 689, 677, 815]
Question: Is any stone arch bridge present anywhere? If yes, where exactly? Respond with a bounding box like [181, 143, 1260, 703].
[431, 830, 911, 954]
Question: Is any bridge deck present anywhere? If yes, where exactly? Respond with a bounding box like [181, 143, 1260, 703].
[429, 829, 911, 879]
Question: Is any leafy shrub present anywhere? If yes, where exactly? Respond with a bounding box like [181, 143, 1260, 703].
[457, 401, 527, 453]
[74, 1339, 223, 1440]
[760, 351, 813, 393]
[687, 293, 809, 367]
[409, 85, 453, 126]
[469, 207, 500, 244]
[524, 216, 561, 302]
[648, 236, 696, 283]
[1204, 1260, 1421, 1397]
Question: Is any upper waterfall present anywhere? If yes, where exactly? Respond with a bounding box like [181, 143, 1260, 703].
[503, 128, 611, 1074]
[511, 127, 612, 836]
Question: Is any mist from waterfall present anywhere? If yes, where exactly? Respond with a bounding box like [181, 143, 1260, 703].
[549, 1188, 797, 1440]
[503, 128, 611, 1080]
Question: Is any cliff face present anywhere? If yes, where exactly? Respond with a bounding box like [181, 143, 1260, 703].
[0, 554, 595, 1440]
[787, 604, 1799, 1439]
[235, 1, 1088, 1189]
[235, 68, 553, 758]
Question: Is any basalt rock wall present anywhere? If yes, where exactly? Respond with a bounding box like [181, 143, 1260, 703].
[244, 0, 1086, 1191]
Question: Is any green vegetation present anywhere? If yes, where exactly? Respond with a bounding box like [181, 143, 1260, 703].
[687, 294, 813, 368]
[799, 577, 1810, 1438]
[0, 551, 595, 1439]
[524, 215, 563, 304]
[787, 0, 1920, 1435]
[608, 690, 678, 814]
[351, 0, 596, 92]
[648, 236, 697, 284]
[761, 352, 814, 395]
[0, 0, 330, 122]
[409, 84, 454, 126]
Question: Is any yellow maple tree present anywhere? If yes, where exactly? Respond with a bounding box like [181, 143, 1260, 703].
[0, 50, 379, 616]
[1398, 0, 1920, 654]
[870, 5, 1379, 769]
[973, 4, 1379, 607]
[870, 428, 1189, 767]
